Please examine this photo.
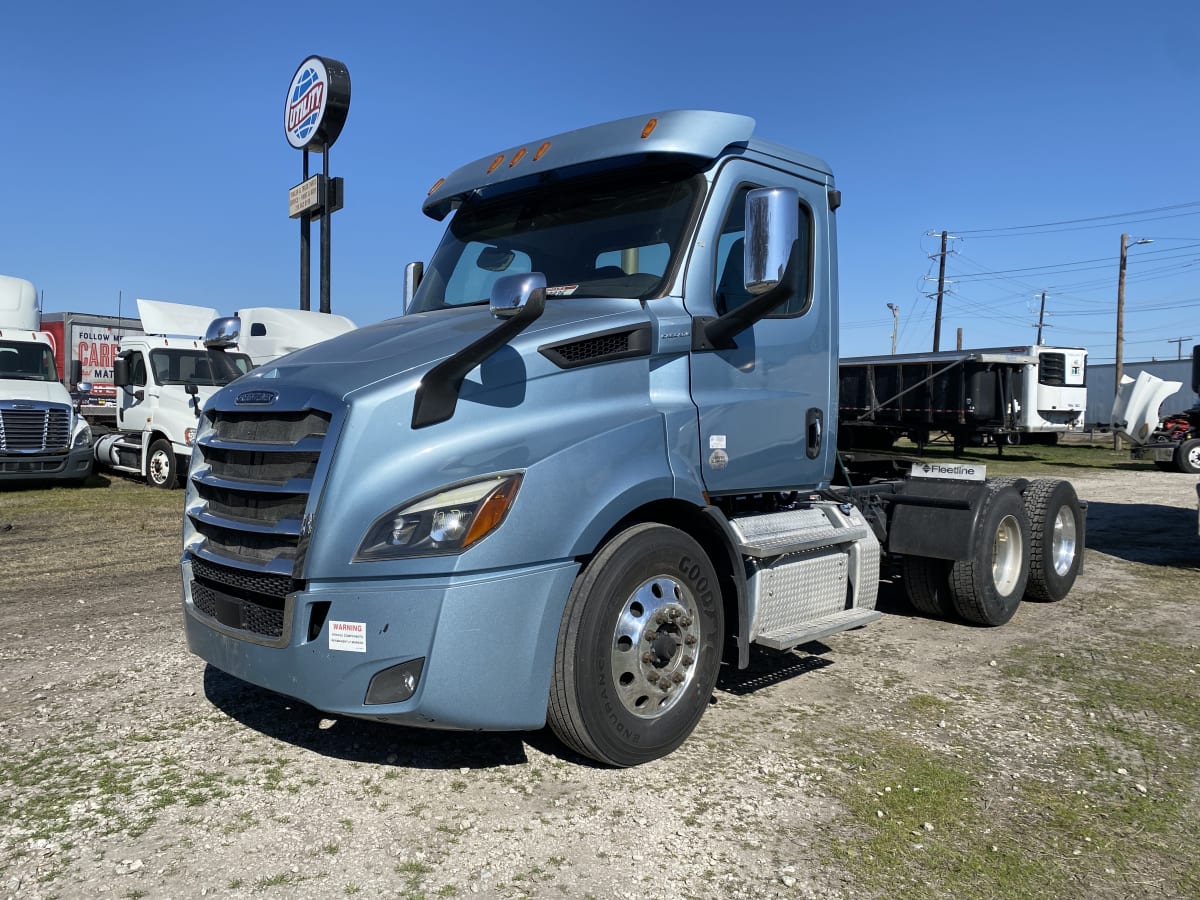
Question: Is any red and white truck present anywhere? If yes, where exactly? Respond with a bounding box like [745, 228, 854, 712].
[40, 311, 143, 427]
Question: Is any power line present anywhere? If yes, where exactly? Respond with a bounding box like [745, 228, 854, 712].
[951, 201, 1200, 236]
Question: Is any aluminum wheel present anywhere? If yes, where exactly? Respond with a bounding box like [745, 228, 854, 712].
[1050, 505, 1078, 577]
[610, 575, 700, 719]
[991, 513, 1024, 597]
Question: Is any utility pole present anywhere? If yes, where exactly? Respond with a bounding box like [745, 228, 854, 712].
[933, 230, 948, 351]
[1114, 233, 1129, 451]
[1035, 291, 1048, 345]
[887, 303, 899, 354]
[1169, 336, 1193, 359]
[956, 327, 963, 351]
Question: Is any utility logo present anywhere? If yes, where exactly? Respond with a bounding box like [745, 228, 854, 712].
[286, 64, 327, 147]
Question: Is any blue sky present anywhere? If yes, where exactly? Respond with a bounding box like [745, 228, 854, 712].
[5, 1, 1198, 360]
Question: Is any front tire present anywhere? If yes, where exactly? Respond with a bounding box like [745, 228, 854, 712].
[950, 487, 1031, 626]
[146, 439, 178, 489]
[548, 523, 724, 767]
[1175, 439, 1200, 474]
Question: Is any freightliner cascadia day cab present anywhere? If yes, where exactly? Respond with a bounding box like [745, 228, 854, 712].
[0, 275, 94, 484]
[181, 111, 1085, 766]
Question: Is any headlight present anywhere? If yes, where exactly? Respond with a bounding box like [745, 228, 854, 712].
[355, 473, 523, 560]
[72, 422, 92, 449]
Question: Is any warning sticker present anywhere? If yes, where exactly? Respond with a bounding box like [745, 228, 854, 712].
[329, 620, 367, 653]
[709, 434, 727, 450]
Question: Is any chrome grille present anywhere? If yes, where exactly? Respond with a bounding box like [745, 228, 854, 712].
[0, 405, 70, 452]
[187, 406, 333, 571]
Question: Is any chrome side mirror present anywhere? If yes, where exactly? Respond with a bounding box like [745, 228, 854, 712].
[745, 187, 799, 296]
[490, 272, 547, 320]
[204, 316, 241, 349]
[403, 261, 424, 313]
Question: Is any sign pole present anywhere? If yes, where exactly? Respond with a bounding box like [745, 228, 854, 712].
[300, 150, 311, 311]
[320, 144, 331, 314]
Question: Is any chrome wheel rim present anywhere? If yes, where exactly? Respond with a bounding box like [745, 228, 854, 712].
[610, 576, 700, 719]
[1050, 507, 1078, 577]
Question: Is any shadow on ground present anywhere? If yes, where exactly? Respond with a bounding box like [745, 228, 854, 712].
[1085, 500, 1199, 567]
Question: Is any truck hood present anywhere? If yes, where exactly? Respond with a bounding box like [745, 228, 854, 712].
[0, 379, 72, 405]
[236, 299, 643, 400]
[1112, 371, 1182, 446]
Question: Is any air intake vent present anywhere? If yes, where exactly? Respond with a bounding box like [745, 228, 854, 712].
[539, 324, 652, 369]
[1039, 353, 1066, 386]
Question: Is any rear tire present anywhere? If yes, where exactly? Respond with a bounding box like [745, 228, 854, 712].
[949, 487, 1030, 626]
[548, 523, 724, 767]
[1022, 478, 1083, 602]
[901, 556, 954, 618]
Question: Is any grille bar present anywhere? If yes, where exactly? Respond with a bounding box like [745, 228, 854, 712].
[0, 406, 71, 452]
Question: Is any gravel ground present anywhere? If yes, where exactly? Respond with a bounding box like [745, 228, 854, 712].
[0, 468, 1196, 899]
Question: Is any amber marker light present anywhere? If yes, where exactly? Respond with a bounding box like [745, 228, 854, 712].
[427, 177, 445, 196]
[533, 141, 552, 161]
[461, 474, 523, 549]
[641, 118, 658, 139]
[509, 147, 527, 167]
[487, 154, 505, 174]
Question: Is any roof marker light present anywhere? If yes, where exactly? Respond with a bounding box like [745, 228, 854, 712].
[509, 147, 527, 168]
[487, 154, 505, 174]
[533, 141, 551, 161]
[641, 118, 658, 139]
[427, 177, 445, 196]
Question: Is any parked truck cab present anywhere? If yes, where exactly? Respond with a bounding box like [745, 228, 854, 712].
[181, 111, 1084, 766]
[0, 275, 94, 484]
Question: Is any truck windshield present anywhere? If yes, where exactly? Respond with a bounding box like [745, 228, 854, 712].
[0, 340, 57, 381]
[149, 349, 253, 386]
[410, 165, 704, 312]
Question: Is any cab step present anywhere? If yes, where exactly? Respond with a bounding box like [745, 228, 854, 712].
[730, 506, 872, 558]
[755, 607, 882, 651]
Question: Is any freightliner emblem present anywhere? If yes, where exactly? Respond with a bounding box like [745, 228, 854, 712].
[236, 390, 278, 405]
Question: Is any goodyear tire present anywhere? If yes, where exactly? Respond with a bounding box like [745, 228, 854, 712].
[949, 487, 1030, 626]
[147, 439, 178, 489]
[901, 556, 954, 618]
[1175, 439, 1200, 474]
[548, 523, 724, 767]
[1022, 478, 1083, 602]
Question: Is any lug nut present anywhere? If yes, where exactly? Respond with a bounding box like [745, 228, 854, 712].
[645, 631, 658, 642]
[647, 671, 659, 683]
[642, 652, 653, 664]
[655, 612, 668, 624]
[680, 618, 692, 627]
[672, 672, 684, 684]
[683, 655, 694, 666]
[661, 682, 671, 692]
[684, 635, 697, 646]
[669, 608, 681, 619]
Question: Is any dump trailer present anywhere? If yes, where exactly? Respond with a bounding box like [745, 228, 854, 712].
[181, 110, 1086, 766]
[839, 345, 1087, 453]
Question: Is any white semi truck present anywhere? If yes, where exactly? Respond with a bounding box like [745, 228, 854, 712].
[0, 275, 94, 484]
[94, 299, 354, 488]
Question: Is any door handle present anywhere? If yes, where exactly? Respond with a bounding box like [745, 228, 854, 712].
[806, 408, 823, 459]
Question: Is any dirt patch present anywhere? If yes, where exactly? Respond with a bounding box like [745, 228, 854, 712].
[0, 469, 1197, 898]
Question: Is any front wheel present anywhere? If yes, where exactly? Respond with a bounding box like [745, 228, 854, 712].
[146, 439, 178, 489]
[1175, 439, 1200, 474]
[548, 523, 724, 767]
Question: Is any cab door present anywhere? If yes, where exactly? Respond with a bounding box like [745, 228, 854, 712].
[685, 160, 836, 494]
[116, 350, 150, 432]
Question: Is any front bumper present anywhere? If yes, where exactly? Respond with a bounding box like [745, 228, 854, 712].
[0, 444, 93, 482]
[183, 558, 580, 731]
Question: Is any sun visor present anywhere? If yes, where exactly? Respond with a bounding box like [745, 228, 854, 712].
[422, 110, 756, 221]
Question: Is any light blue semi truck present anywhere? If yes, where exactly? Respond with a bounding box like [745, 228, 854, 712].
[181, 111, 1084, 766]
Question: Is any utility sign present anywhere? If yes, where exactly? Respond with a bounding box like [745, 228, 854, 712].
[284, 56, 351, 151]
